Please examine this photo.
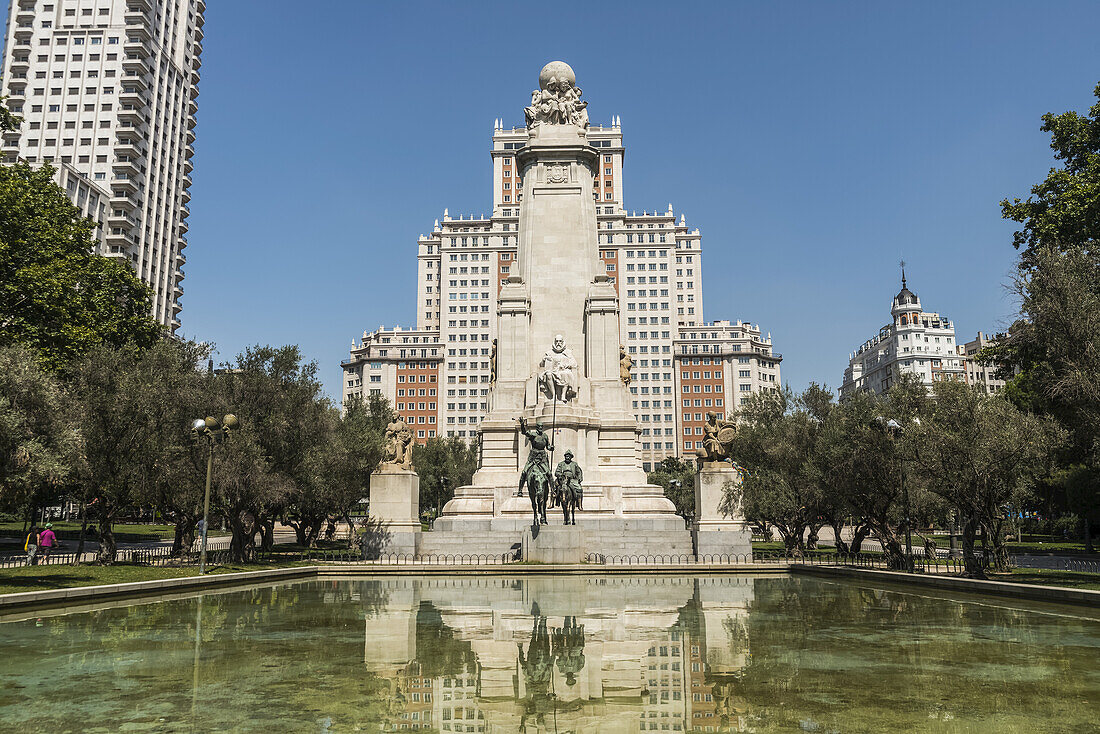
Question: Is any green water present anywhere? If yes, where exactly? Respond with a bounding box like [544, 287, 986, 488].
[0, 575, 1097, 733]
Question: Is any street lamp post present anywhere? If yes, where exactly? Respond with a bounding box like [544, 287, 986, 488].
[190, 414, 239, 574]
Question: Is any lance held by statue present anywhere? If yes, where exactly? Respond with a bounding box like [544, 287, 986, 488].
[553, 450, 583, 525]
[518, 417, 553, 525]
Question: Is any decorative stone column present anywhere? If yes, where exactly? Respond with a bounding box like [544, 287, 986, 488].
[693, 462, 751, 558]
[367, 465, 421, 557]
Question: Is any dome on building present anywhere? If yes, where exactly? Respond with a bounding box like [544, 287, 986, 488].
[894, 270, 919, 306]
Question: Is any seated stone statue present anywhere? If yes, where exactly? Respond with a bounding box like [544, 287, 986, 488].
[538, 334, 578, 403]
[698, 412, 737, 464]
[380, 411, 414, 469]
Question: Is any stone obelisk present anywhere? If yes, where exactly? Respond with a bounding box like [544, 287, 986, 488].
[427, 62, 690, 558]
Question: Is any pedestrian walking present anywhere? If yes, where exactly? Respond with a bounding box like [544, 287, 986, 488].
[38, 523, 58, 562]
[24, 525, 40, 566]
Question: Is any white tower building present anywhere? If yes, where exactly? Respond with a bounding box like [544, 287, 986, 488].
[840, 270, 965, 398]
[2, 0, 205, 331]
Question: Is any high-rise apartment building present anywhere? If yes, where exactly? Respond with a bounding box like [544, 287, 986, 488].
[344, 118, 781, 471]
[840, 272, 965, 398]
[2, 0, 205, 331]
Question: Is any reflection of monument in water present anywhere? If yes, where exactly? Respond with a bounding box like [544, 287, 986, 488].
[398, 61, 749, 560]
[363, 576, 755, 733]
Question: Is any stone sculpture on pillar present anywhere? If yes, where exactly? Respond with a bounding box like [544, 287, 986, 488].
[698, 412, 737, 464]
[694, 412, 751, 557]
[369, 412, 420, 558]
[537, 334, 578, 403]
[523, 60, 589, 131]
[619, 345, 633, 386]
[381, 411, 414, 470]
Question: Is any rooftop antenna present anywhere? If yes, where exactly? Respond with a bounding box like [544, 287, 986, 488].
[900, 259, 907, 288]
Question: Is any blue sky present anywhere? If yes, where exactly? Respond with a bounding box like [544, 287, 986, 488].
[175, 0, 1100, 401]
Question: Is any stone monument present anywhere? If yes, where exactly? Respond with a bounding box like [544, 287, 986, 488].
[424, 61, 691, 559]
[693, 413, 752, 557]
[367, 412, 421, 557]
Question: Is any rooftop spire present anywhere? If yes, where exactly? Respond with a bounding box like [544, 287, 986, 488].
[900, 258, 907, 289]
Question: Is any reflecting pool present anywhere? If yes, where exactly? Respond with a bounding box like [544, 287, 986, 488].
[1, 575, 1098, 732]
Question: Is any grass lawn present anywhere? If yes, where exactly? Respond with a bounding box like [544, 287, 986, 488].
[929, 533, 1094, 555]
[0, 558, 309, 596]
[989, 568, 1100, 591]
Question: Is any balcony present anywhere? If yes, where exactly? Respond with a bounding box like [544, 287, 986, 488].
[124, 38, 147, 55]
[187, 99, 198, 116]
[182, 173, 193, 189]
[123, 71, 148, 90]
[120, 88, 145, 107]
[196, 0, 206, 15]
[189, 84, 199, 99]
[112, 175, 139, 194]
[176, 251, 186, 267]
[9, 57, 30, 72]
[122, 56, 150, 76]
[185, 128, 195, 145]
[110, 192, 137, 210]
[183, 158, 193, 174]
[178, 218, 188, 234]
[14, 25, 33, 41]
[114, 140, 140, 158]
[124, 9, 147, 25]
[125, 23, 151, 41]
[191, 69, 200, 86]
[117, 106, 145, 125]
[180, 187, 191, 203]
[113, 158, 139, 177]
[129, 0, 152, 10]
[105, 229, 133, 247]
[194, 25, 204, 42]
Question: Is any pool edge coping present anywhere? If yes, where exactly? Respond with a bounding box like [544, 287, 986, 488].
[2, 561, 1097, 612]
[791, 564, 1100, 607]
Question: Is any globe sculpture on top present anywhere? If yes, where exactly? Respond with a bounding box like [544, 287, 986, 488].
[525, 60, 589, 129]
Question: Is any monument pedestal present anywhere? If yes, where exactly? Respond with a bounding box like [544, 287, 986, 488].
[368, 466, 421, 558]
[693, 462, 752, 558]
[521, 525, 584, 563]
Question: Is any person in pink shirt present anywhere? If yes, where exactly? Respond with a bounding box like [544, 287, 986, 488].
[37, 523, 57, 560]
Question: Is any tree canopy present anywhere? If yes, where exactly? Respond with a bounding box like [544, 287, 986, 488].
[0, 162, 162, 370]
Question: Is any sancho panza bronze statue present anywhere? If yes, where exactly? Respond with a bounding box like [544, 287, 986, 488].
[554, 449, 583, 525]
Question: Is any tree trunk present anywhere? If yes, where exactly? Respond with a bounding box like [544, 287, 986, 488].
[228, 511, 256, 563]
[806, 523, 821, 550]
[260, 518, 276, 552]
[849, 525, 871, 554]
[874, 526, 908, 570]
[960, 515, 985, 579]
[97, 514, 117, 565]
[343, 513, 359, 550]
[291, 521, 308, 547]
[830, 520, 850, 555]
